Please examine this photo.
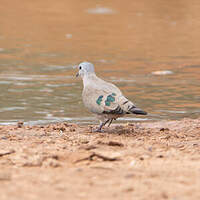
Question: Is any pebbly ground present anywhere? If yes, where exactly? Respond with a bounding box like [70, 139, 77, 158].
[0, 118, 200, 200]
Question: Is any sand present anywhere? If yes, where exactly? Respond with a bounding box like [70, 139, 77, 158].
[0, 118, 200, 200]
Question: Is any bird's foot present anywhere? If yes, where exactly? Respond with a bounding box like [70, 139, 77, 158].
[93, 128, 103, 133]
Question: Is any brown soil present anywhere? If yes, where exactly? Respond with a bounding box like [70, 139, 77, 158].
[0, 118, 200, 200]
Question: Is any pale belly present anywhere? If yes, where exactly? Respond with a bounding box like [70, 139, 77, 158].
[95, 113, 125, 121]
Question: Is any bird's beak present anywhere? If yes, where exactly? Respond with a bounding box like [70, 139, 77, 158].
[76, 72, 79, 77]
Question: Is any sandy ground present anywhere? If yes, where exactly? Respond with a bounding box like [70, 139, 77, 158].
[0, 118, 200, 200]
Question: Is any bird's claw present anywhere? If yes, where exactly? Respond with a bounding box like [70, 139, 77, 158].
[93, 128, 103, 133]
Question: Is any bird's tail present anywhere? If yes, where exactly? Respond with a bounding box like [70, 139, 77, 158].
[128, 106, 147, 115]
[119, 96, 147, 115]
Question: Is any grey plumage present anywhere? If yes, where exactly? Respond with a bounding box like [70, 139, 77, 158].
[76, 61, 147, 132]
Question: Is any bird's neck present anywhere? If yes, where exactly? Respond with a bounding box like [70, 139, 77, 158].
[82, 73, 97, 87]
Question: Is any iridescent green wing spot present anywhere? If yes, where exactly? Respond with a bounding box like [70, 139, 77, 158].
[105, 100, 111, 106]
[96, 95, 103, 105]
[112, 93, 116, 96]
[105, 94, 116, 106]
[107, 95, 115, 102]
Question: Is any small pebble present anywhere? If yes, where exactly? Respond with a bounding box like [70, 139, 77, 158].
[17, 121, 24, 128]
[129, 160, 136, 166]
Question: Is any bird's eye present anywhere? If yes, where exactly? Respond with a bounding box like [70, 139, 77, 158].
[79, 66, 82, 70]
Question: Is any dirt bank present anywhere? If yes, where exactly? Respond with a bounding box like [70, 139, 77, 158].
[0, 118, 200, 200]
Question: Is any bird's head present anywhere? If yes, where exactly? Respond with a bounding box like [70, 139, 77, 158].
[76, 62, 95, 78]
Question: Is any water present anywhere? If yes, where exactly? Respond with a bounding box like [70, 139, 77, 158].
[0, 0, 199, 125]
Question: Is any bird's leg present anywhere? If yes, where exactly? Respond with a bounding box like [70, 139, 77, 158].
[104, 119, 110, 126]
[107, 119, 113, 127]
[95, 119, 110, 132]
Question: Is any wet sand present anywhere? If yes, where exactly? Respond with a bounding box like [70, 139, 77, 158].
[0, 118, 199, 200]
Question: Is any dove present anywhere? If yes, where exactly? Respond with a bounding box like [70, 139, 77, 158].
[76, 61, 147, 132]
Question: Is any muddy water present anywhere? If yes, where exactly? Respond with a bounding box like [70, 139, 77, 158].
[0, 0, 199, 125]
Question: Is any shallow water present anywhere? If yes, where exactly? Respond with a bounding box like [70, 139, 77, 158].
[0, 0, 199, 125]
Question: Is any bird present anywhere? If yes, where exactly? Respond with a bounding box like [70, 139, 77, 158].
[76, 61, 147, 132]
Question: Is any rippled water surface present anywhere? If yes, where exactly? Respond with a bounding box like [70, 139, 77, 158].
[0, 0, 199, 125]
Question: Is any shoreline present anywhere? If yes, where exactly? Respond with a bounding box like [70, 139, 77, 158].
[0, 117, 199, 200]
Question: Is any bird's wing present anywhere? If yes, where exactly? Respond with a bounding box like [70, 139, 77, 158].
[82, 79, 137, 115]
